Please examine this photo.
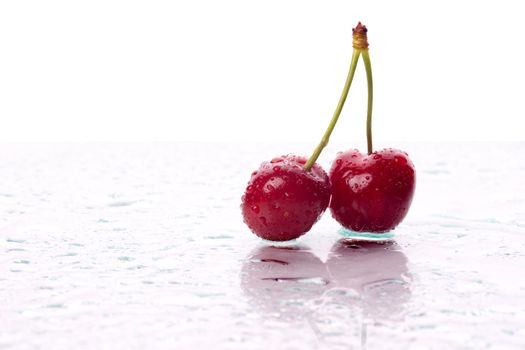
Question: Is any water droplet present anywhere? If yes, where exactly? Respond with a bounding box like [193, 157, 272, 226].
[251, 171, 258, 177]
[266, 184, 274, 192]
[272, 203, 280, 210]
[251, 205, 260, 214]
[373, 154, 381, 160]
[247, 185, 253, 192]
[336, 159, 342, 165]
[273, 166, 281, 172]
[394, 156, 407, 165]
[261, 277, 329, 285]
[351, 154, 357, 158]
[259, 258, 288, 265]
[284, 192, 290, 198]
[297, 179, 303, 185]
[259, 216, 267, 225]
[365, 175, 371, 180]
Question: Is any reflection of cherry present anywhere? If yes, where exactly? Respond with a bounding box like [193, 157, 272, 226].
[329, 149, 415, 232]
[240, 240, 411, 324]
[240, 245, 328, 322]
[326, 239, 411, 318]
[241, 155, 330, 241]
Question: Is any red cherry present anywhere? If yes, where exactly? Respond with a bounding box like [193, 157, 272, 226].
[329, 148, 416, 233]
[241, 155, 331, 241]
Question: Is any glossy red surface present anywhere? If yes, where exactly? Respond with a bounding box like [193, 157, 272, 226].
[329, 148, 416, 233]
[241, 155, 331, 241]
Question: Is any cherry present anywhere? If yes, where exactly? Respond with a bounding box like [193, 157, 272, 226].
[241, 155, 331, 241]
[306, 22, 416, 234]
[329, 148, 416, 232]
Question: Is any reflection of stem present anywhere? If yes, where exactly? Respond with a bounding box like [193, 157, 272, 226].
[307, 314, 324, 345]
[361, 321, 367, 350]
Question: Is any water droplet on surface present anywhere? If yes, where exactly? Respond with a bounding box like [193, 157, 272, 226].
[265, 184, 274, 192]
[259, 216, 267, 226]
[351, 154, 357, 158]
[336, 159, 342, 165]
[296, 179, 303, 185]
[251, 205, 260, 214]
[273, 166, 281, 172]
[251, 171, 258, 177]
[259, 258, 288, 265]
[247, 185, 253, 192]
[261, 277, 329, 285]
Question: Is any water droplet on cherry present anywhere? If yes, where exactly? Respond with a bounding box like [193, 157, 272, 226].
[394, 156, 407, 165]
[251, 205, 260, 214]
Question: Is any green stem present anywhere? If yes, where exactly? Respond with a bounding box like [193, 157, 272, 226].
[362, 50, 373, 154]
[303, 49, 361, 171]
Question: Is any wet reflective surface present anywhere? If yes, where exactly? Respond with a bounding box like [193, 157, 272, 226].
[1, 142, 524, 349]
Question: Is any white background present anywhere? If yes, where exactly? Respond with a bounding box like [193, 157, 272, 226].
[1, 0, 524, 143]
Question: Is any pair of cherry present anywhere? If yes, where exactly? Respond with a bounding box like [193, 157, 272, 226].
[241, 23, 416, 242]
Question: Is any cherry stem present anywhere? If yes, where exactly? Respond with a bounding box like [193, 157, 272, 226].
[362, 50, 374, 154]
[303, 49, 361, 172]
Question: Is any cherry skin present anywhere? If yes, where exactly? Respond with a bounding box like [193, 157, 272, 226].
[241, 155, 331, 241]
[329, 148, 415, 233]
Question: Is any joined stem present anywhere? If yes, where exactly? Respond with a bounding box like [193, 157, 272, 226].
[362, 50, 374, 154]
[303, 50, 361, 171]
